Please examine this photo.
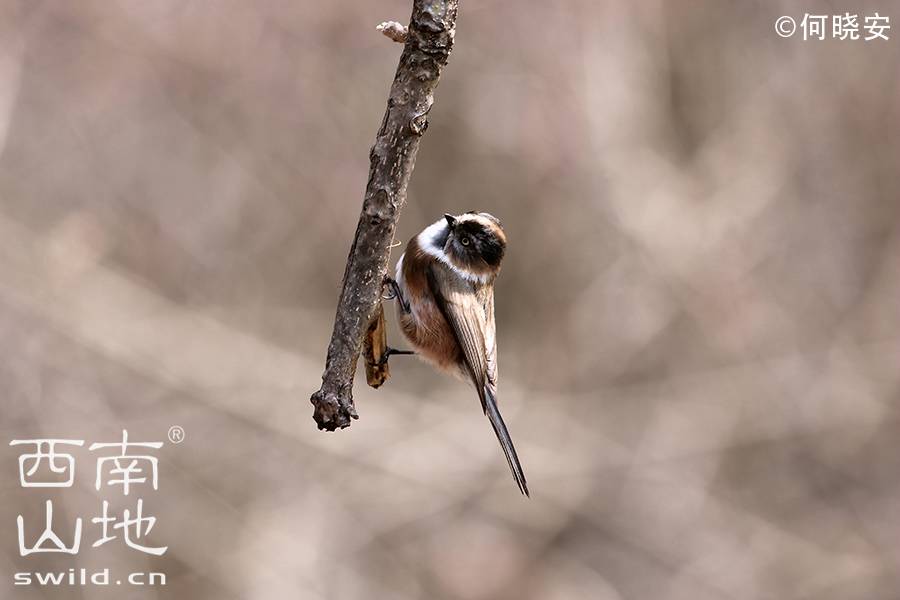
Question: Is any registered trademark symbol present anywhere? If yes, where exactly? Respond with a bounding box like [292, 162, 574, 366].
[167, 426, 185, 444]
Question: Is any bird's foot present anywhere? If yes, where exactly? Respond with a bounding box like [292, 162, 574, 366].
[382, 275, 410, 313]
[377, 347, 415, 367]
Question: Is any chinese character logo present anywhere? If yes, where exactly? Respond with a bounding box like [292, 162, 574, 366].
[17, 500, 82, 556]
[10, 439, 84, 487]
[10, 430, 169, 557]
[90, 430, 162, 496]
[776, 12, 890, 41]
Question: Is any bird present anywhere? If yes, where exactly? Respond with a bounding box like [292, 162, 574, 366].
[384, 211, 529, 496]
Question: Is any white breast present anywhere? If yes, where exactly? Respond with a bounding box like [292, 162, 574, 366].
[395, 253, 406, 294]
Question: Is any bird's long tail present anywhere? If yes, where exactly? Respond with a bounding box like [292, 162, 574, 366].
[483, 386, 529, 496]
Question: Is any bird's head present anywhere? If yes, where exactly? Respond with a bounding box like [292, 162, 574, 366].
[442, 211, 506, 277]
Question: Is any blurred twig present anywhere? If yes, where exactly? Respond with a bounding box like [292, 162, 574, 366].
[377, 21, 408, 43]
[310, 0, 459, 431]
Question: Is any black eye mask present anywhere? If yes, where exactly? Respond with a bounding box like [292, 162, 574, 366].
[456, 221, 504, 266]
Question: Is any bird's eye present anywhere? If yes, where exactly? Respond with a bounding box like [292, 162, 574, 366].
[460, 237, 470, 246]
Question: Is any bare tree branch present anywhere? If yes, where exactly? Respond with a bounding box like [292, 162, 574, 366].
[310, 0, 459, 431]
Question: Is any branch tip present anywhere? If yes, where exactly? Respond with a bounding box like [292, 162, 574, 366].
[377, 21, 408, 43]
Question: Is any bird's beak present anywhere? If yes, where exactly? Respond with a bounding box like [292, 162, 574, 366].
[444, 214, 457, 229]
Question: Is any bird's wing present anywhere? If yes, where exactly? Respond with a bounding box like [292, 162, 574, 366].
[482, 285, 498, 393]
[427, 265, 528, 495]
[426, 266, 489, 407]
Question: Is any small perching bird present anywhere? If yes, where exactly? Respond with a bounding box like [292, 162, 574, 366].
[385, 212, 528, 496]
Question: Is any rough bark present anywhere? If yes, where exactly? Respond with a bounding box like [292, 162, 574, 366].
[310, 0, 459, 431]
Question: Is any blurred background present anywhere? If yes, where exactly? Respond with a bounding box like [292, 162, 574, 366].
[1, 1, 899, 598]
